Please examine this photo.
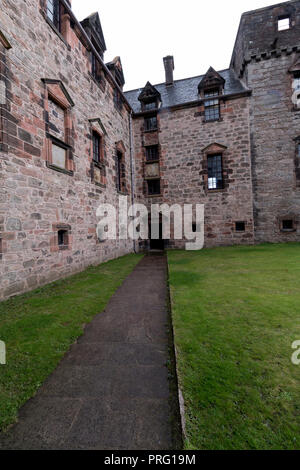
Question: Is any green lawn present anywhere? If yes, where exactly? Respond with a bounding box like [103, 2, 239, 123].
[0, 254, 142, 432]
[168, 244, 300, 450]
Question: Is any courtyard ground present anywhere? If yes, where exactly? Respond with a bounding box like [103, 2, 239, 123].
[0, 254, 142, 432]
[168, 243, 300, 450]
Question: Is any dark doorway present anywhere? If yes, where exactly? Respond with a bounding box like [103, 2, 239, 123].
[149, 216, 165, 251]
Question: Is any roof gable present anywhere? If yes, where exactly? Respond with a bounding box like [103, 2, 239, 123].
[81, 12, 106, 55]
[198, 67, 226, 92]
[138, 82, 161, 102]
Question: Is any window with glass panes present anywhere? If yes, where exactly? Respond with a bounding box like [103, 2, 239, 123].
[92, 131, 101, 163]
[143, 101, 157, 111]
[146, 145, 159, 162]
[147, 179, 160, 195]
[207, 154, 223, 190]
[47, 0, 61, 31]
[144, 115, 157, 131]
[204, 89, 220, 121]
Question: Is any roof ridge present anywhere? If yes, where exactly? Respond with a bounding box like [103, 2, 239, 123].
[124, 68, 232, 94]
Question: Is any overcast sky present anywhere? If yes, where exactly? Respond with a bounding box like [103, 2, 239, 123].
[72, 0, 282, 91]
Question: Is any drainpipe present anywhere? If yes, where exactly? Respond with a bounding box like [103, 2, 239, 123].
[129, 110, 137, 253]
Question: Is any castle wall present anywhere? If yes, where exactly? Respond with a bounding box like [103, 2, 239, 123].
[232, 0, 300, 243]
[0, 0, 133, 300]
[248, 53, 300, 243]
[132, 96, 255, 249]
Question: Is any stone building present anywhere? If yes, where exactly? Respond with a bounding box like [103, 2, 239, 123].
[0, 0, 300, 299]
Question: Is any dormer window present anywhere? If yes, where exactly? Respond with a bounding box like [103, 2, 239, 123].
[138, 82, 161, 114]
[204, 89, 220, 122]
[278, 16, 290, 31]
[47, 0, 61, 32]
[143, 100, 157, 111]
[198, 67, 225, 123]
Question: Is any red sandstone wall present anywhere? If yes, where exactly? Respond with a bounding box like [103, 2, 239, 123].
[132, 96, 255, 249]
[0, 0, 133, 300]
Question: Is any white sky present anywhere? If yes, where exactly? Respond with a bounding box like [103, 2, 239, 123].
[72, 0, 283, 91]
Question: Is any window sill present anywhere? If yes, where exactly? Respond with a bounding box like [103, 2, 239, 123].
[59, 245, 69, 251]
[147, 194, 162, 198]
[202, 118, 223, 124]
[44, 15, 71, 50]
[94, 181, 106, 189]
[145, 160, 159, 164]
[46, 162, 73, 176]
[207, 188, 225, 193]
[144, 129, 159, 134]
[281, 229, 297, 233]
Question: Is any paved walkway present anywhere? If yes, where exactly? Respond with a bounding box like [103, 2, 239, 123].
[0, 255, 175, 450]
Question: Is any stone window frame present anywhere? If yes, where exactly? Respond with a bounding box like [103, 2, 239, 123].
[293, 136, 300, 187]
[42, 0, 71, 48]
[144, 114, 158, 133]
[89, 46, 105, 91]
[235, 221, 246, 233]
[147, 179, 161, 197]
[114, 88, 123, 113]
[43, 79, 74, 176]
[50, 223, 72, 252]
[141, 98, 159, 113]
[0, 30, 11, 154]
[279, 216, 297, 233]
[277, 15, 291, 32]
[201, 143, 228, 193]
[145, 144, 160, 163]
[203, 88, 221, 123]
[115, 140, 128, 195]
[198, 80, 224, 124]
[89, 119, 107, 188]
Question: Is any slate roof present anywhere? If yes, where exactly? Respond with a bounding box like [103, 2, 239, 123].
[124, 68, 250, 113]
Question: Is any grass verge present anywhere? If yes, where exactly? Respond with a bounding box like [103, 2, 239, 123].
[0, 253, 142, 432]
[168, 244, 300, 450]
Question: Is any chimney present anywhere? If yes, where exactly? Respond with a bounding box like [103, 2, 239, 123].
[163, 56, 174, 86]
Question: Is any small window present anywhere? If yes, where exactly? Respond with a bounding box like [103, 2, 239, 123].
[114, 89, 123, 111]
[145, 115, 157, 131]
[0, 238, 2, 260]
[91, 53, 97, 79]
[117, 150, 126, 193]
[146, 145, 159, 162]
[235, 222, 246, 232]
[143, 101, 157, 111]
[282, 219, 294, 231]
[58, 229, 68, 247]
[47, 0, 61, 31]
[297, 143, 300, 157]
[207, 154, 223, 190]
[204, 90, 220, 122]
[92, 131, 101, 163]
[147, 179, 161, 196]
[278, 16, 290, 31]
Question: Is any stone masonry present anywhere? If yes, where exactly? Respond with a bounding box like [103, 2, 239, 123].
[1, 0, 300, 299]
